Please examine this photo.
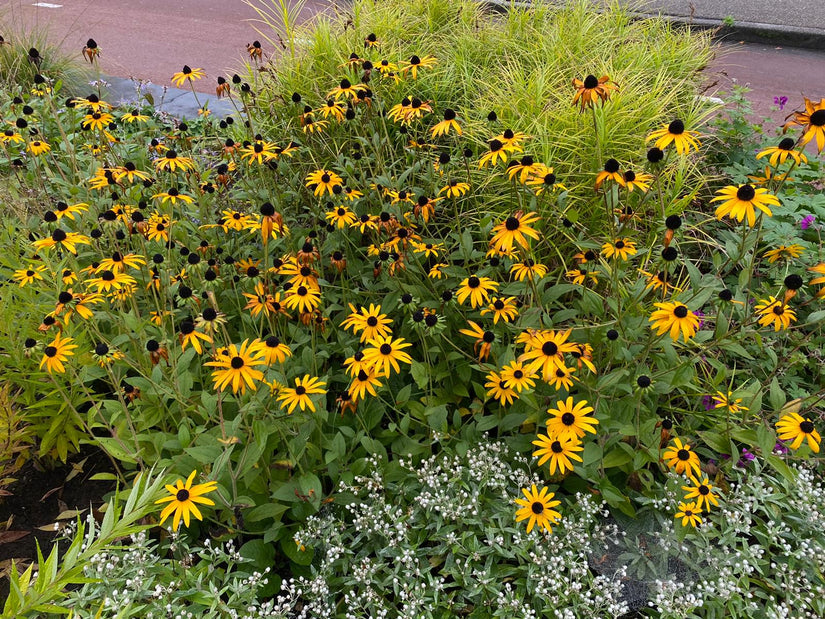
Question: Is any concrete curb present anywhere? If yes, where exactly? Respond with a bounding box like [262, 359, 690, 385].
[481, 1, 825, 50]
[101, 75, 237, 120]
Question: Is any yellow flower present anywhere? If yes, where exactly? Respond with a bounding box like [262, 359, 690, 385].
[340, 303, 393, 343]
[514, 485, 561, 533]
[430, 109, 462, 137]
[674, 501, 702, 527]
[489, 211, 540, 253]
[39, 333, 77, 374]
[510, 260, 547, 282]
[532, 435, 583, 475]
[362, 336, 413, 378]
[400, 54, 437, 79]
[763, 244, 804, 264]
[601, 238, 637, 261]
[776, 412, 820, 453]
[484, 370, 518, 406]
[439, 179, 470, 198]
[545, 397, 599, 442]
[155, 471, 218, 530]
[662, 438, 702, 477]
[646, 120, 701, 155]
[305, 169, 343, 197]
[13, 264, 46, 287]
[456, 275, 498, 308]
[480, 296, 519, 324]
[154, 150, 196, 172]
[754, 296, 796, 331]
[571, 74, 617, 111]
[712, 391, 748, 415]
[171, 65, 205, 87]
[782, 97, 825, 153]
[204, 340, 267, 394]
[711, 184, 780, 227]
[681, 476, 720, 512]
[27, 140, 51, 156]
[276, 375, 327, 413]
[649, 301, 699, 342]
[756, 137, 807, 166]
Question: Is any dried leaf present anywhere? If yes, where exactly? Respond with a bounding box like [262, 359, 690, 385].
[0, 530, 30, 544]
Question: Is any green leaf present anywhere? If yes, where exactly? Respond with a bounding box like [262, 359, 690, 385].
[410, 361, 429, 389]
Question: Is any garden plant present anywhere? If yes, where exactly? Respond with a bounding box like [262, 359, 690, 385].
[0, 0, 824, 617]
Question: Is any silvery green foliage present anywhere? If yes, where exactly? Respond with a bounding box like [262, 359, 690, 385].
[61, 530, 282, 619]
[277, 442, 631, 618]
[631, 460, 825, 619]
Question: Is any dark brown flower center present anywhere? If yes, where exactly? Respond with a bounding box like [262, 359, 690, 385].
[467, 276, 480, 288]
[379, 343, 392, 355]
[542, 341, 558, 356]
[698, 485, 710, 495]
[561, 412, 575, 426]
[176, 488, 190, 501]
[810, 109, 825, 127]
[677, 449, 690, 460]
[583, 75, 598, 89]
[44, 345, 57, 357]
[366, 316, 378, 327]
[230, 356, 244, 369]
[295, 386, 307, 395]
[736, 185, 756, 201]
[551, 441, 564, 453]
[674, 305, 688, 318]
[668, 119, 685, 134]
[800, 420, 815, 433]
[531, 501, 544, 514]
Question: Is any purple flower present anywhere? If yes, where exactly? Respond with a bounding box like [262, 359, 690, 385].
[773, 441, 789, 455]
[693, 310, 705, 330]
[701, 395, 714, 411]
[774, 95, 788, 110]
[800, 214, 815, 230]
[737, 448, 756, 467]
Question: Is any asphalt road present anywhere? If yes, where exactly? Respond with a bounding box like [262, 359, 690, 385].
[1, 0, 824, 126]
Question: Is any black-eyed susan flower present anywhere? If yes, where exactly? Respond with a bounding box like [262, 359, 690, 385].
[400, 54, 437, 79]
[776, 412, 820, 453]
[640, 269, 681, 295]
[284, 285, 321, 314]
[681, 476, 720, 512]
[646, 119, 701, 155]
[348, 368, 382, 400]
[566, 267, 599, 286]
[514, 485, 561, 534]
[114, 163, 151, 184]
[362, 335, 413, 377]
[510, 259, 547, 282]
[32, 229, 91, 254]
[532, 435, 583, 475]
[305, 169, 343, 197]
[783, 97, 825, 153]
[456, 274, 498, 308]
[674, 501, 702, 527]
[547, 364, 576, 391]
[458, 321, 495, 362]
[546, 397, 599, 442]
[122, 109, 150, 123]
[13, 264, 46, 287]
[86, 270, 136, 293]
[27, 140, 51, 156]
[82, 111, 114, 131]
[484, 370, 518, 406]
[145, 213, 172, 242]
[430, 108, 461, 137]
[249, 336, 292, 365]
[618, 169, 652, 193]
[500, 360, 538, 393]
[754, 296, 796, 331]
[276, 375, 327, 413]
[571, 74, 617, 111]
[570, 343, 597, 374]
[712, 391, 749, 415]
[478, 138, 520, 168]
[594, 158, 623, 190]
[171, 65, 205, 87]
[0, 129, 24, 145]
[526, 164, 566, 195]
[92, 342, 125, 367]
[489, 211, 540, 253]
[649, 301, 699, 342]
[412, 240, 444, 258]
[325, 205, 357, 229]
[178, 320, 212, 354]
[240, 140, 278, 165]
[204, 340, 267, 394]
[155, 471, 217, 530]
[763, 244, 804, 264]
[711, 184, 780, 227]
[517, 329, 577, 381]
[327, 78, 365, 101]
[154, 149, 195, 172]
[662, 438, 702, 477]
[428, 263, 448, 279]
[757, 137, 807, 166]
[439, 179, 470, 198]
[97, 251, 146, 273]
[340, 303, 393, 343]
[152, 187, 194, 205]
[480, 296, 519, 324]
[507, 155, 543, 184]
[39, 333, 77, 374]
